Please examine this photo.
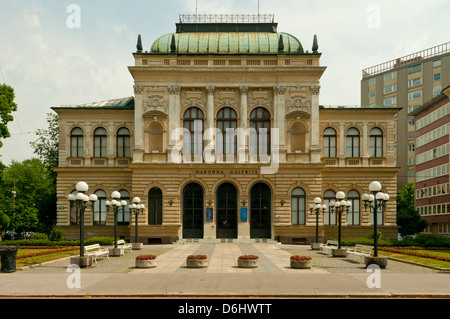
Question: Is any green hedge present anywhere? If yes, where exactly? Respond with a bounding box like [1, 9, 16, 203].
[0, 237, 115, 247]
[338, 235, 450, 248]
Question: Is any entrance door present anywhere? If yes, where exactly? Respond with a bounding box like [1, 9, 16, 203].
[183, 183, 204, 238]
[216, 183, 238, 239]
[250, 183, 271, 239]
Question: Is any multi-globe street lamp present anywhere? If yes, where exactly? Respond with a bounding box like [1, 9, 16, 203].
[105, 191, 127, 256]
[362, 181, 389, 267]
[328, 191, 352, 257]
[309, 197, 326, 250]
[129, 197, 145, 250]
[67, 181, 97, 267]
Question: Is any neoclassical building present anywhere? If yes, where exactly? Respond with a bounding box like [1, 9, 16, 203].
[53, 15, 400, 244]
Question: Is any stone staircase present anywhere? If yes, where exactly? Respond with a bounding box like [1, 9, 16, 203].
[175, 238, 279, 244]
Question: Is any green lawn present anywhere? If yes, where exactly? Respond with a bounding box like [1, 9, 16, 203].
[379, 249, 450, 269]
[16, 248, 79, 268]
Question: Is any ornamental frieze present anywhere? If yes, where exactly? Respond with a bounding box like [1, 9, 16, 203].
[286, 95, 312, 115]
[182, 88, 206, 108]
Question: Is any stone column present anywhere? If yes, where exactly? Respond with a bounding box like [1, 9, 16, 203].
[84, 122, 91, 166]
[339, 122, 345, 166]
[239, 86, 249, 163]
[273, 86, 287, 162]
[362, 121, 369, 166]
[205, 86, 215, 162]
[108, 122, 115, 166]
[133, 84, 144, 163]
[167, 85, 181, 163]
[310, 85, 321, 163]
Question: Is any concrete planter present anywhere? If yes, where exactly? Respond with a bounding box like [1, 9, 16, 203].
[332, 248, 347, 257]
[237, 258, 259, 268]
[290, 259, 312, 269]
[365, 256, 388, 268]
[311, 243, 322, 250]
[109, 247, 124, 256]
[132, 243, 144, 250]
[70, 256, 93, 268]
[135, 259, 157, 268]
[186, 258, 208, 268]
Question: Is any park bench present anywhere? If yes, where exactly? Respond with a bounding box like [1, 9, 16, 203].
[320, 240, 339, 254]
[117, 239, 132, 253]
[84, 244, 109, 263]
[346, 244, 374, 263]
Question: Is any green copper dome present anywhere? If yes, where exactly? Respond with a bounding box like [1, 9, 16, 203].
[150, 32, 304, 55]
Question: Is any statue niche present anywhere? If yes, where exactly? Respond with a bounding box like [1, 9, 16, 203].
[290, 121, 308, 153]
[145, 119, 164, 153]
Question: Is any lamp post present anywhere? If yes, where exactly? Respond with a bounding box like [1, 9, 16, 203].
[328, 191, 351, 257]
[67, 181, 97, 267]
[309, 197, 326, 250]
[129, 197, 145, 250]
[105, 191, 127, 256]
[362, 181, 389, 268]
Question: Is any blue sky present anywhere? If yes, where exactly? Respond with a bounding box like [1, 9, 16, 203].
[0, 0, 449, 164]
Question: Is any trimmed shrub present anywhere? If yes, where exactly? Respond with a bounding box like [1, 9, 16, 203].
[49, 227, 65, 241]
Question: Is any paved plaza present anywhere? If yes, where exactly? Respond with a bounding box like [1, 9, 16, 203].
[0, 243, 449, 298]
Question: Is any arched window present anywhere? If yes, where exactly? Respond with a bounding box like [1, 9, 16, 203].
[323, 190, 336, 225]
[93, 190, 107, 226]
[370, 127, 383, 157]
[117, 128, 130, 158]
[346, 128, 360, 158]
[217, 107, 238, 155]
[183, 108, 204, 155]
[148, 188, 163, 225]
[250, 107, 271, 155]
[347, 190, 360, 225]
[70, 128, 84, 157]
[94, 127, 107, 158]
[323, 128, 336, 158]
[118, 190, 130, 226]
[291, 188, 306, 225]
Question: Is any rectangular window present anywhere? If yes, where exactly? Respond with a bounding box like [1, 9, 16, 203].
[369, 90, 376, 98]
[384, 96, 397, 106]
[408, 64, 422, 74]
[434, 73, 441, 81]
[384, 71, 396, 81]
[408, 78, 422, 87]
[408, 90, 422, 100]
[433, 60, 442, 68]
[433, 86, 442, 95]
[384, 84, 397, 94]
[369, 78, 376, 87]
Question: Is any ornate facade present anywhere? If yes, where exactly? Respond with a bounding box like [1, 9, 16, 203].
[53, 17, 400, 244]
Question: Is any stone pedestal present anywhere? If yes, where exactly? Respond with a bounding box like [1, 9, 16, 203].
[311, 243, 321, 250]
[132, 243, 144, 250]
[109, 248, 124, 256]
[332, 248, 347, 257]
[365, 256, 388, 268]
[70, 256, 93, 268]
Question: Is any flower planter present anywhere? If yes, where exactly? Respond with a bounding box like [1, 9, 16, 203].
[135, 255, 157, 268]
[290, 256, 312, 269]
[237, 255, 259, 268]
[186, 255, 208, 268]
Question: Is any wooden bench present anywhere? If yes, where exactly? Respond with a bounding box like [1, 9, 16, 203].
[346, 244, 374, 263]
[117, 239, 132, 253]
[320, 240, 339, 254]
[84, 244, 109, 263]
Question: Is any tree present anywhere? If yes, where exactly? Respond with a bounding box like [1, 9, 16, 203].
[396, 183, 428, 236]
[30, 112, 59, 170]
[0, 84, 18, 149]
[1, 158, 56, 232]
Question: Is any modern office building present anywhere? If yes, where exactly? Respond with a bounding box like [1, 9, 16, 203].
[361, 42, 450, 188]
[53, 15, 400, 244]
[411, 85, 450, 237]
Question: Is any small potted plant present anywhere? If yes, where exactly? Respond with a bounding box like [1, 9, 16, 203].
[186, 255, 208, 268]
[290, 255, 312, 269]
[237, 255, 259, 268]
[135, 255, 157, 268]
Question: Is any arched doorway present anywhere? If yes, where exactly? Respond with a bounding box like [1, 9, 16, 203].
[216, 183, 238, 239]
[182, 183, 204, 238]
[250, 183, 271, 239]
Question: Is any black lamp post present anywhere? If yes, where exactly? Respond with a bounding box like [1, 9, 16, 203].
[309, 197, 326, 250]
[105, 191, 127, 256]
[67, 181, 97, 267]
[129, 197, 145, 250]
[327, 191, 351, 257]
[362, 181, 389, 268]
